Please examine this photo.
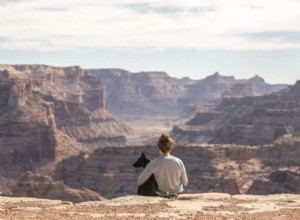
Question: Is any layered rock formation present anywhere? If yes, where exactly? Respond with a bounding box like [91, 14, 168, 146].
[248, 170, 300, 194]
[88, 69, 287, 119]
[172, 80, 300, 146]
[0, 65, 132, 151]
[0, 64, 133, 195]
[0, 76, 61, 195]
[227, 83, 254, 97]
[88, 69, 186, 117]
[0, 78, 56, 163]
[184, 72, 239, 106]
[13, 171, 105, 203]
[53, 133, 300, 198]
[248, 75, 287, 94]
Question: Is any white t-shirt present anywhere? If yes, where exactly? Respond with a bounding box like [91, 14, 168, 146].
[137, 155, 188, 194]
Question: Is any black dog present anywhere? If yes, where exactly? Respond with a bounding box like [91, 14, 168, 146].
[133, 152, 158, 196]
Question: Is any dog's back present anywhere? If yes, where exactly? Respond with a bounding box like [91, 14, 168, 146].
[133, 153, 158, 196]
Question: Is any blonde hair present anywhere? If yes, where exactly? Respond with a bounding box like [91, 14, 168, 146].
[157, 133, 174, 153]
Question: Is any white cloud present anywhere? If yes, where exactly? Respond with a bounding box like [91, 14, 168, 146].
[0, 0, 300, 51]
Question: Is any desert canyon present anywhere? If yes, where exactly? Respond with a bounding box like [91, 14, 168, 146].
[0, 64, 299, 219]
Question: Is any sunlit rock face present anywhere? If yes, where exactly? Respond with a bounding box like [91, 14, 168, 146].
[0, 65, 133, 195]
[0, 77, 57, 163]
[0, 65, 132, 152]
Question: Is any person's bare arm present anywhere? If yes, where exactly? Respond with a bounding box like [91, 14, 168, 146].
[137, 162, 155, 185]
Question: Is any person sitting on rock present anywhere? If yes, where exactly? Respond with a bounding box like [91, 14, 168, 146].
[137, 133, 188, 198]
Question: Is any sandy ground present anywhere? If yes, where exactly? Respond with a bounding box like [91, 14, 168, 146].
[1, 193, 300, 220]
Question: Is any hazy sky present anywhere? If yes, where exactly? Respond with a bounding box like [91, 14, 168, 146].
[0, 0, 300, 84]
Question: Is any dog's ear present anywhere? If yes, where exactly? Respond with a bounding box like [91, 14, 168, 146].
[141, 152, 146, 158]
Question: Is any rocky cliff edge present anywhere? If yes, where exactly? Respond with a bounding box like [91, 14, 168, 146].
[0, 193, 299, 220]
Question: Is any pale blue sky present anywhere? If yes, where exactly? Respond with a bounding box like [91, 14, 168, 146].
[0, 0, 300, 84]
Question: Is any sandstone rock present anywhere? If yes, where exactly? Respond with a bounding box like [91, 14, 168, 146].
[172, 80, 300, 145]
[88, 69, 287, 119]
[248, 171, 300, 194]
[186, 109, 222, 126]
[0, 65, 133, 196]
[228, 83, 254, 97]
[88, 69, 186, 117]
[273, 123, 289, 140]
[0, 78, 56, 163]
[53, 139, 300, 198]
[0, 65, 132, 150]
[41, 94, 130, 150]
[13, 171, 105, 203]
[185, 72, 238, 105]
[247, 75, 287, 94]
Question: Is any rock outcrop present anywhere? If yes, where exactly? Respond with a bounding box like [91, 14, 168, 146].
[172, 80, 300, 146]
[184, 72, 239, 106]
[0, 65, 132, 151]
[13, 171, 105, 203]
[53, 134, 300, 198]
[227, 83, 254, 97]
[248, 75, 287, 94]
[0, 65, 133, 195]
[0, 79, 85, 194]
[0, 77, 56, 163]
[248, 170, 300, 195]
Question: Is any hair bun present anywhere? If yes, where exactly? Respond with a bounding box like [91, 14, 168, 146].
[157, 133, 174, 153]
[159, 133, 170, 142]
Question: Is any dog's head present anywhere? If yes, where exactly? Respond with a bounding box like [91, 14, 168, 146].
[132, 152, 150, 168]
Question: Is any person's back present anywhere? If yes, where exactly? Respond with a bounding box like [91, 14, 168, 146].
[137, 133, 188, 195]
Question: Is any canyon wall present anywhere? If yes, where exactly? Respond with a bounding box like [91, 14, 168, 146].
[0, 77, 56, 163]
[0, 65, 133, 195]
[13, 171, 105, 203]
[88, 69, 287, 118]
[0, 65, 132, 152]
[172, 81, 300, 145]
[54, 134, 300, 198]
[88, 69, 186, 117]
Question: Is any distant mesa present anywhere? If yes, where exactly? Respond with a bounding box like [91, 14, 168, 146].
[203, 71, 235, 82]
[248, 74, 265, 84]
[86, 69, 287, 118]
[172, 80, 300, 146]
